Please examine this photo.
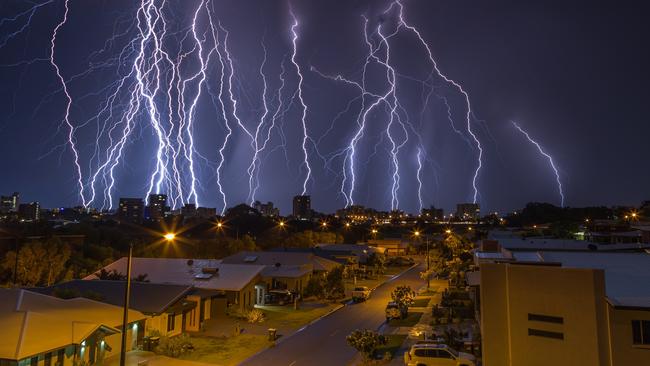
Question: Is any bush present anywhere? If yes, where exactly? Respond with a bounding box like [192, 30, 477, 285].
[346, 329, 386, 360]
[391, 285, 415, 308]
[246, 308, 266, 323]
[155, 334, 193, 358]
[303, 275, 325, 298]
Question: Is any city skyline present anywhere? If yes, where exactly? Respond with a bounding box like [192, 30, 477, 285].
[1, 0, 648, 215]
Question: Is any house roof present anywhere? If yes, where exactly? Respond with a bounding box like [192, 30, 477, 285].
[538, 251, 650, 308]
[31, 280, 193, 315]
[494, 237, 650, 252]
[0, 289, 145, 361]
[85, 257, 264, 292]
[221, 251, 340, 273]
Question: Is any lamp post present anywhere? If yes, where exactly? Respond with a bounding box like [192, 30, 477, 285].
[120, 233, 175, 366]
[415, 231, 430, 289]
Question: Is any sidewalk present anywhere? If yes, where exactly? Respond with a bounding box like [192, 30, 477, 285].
[385, 280, 447, 365]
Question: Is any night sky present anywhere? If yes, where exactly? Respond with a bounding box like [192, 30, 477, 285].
[0, 0, 648, 215]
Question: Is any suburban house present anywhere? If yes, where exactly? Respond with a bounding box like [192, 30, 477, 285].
[221, 251, 341, 303]
[85, 258, 265, 329]
[366, 238, 409, 255]
[315, 243, 385, 264]
[479, 251, 650, 365]
[0, 289, 145, 366]
[32, 280, 195, 337]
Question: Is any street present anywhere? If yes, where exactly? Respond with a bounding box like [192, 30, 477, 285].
[240, 262, 426, 366]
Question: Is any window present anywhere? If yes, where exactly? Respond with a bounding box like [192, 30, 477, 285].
[528, 328, 564, 340]
[30, 357, 38, 366]
[167, 313, 176, 332]
[436, 350, 454, 359]
[632, 320, 650, 345]
[528, 313, 564, 324]
[57, 349, 65, 366]
[44, 353, 52, 366]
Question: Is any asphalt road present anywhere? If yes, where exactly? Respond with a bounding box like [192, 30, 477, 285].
[240, 262, 425, 366]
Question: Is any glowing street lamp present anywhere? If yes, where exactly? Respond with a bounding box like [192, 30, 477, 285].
[163, 232, 176, 241]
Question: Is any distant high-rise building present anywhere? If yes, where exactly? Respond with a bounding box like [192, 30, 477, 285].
[456, 203, 480, 221]
[292, 195, 311, 219]
[18, 202, 39, 221]
[181, 203, 197, 218]
[118, 198, 144, 223]
[253, 201, 280, 217]
[196, 207, 217, 219]
[422, 206, 444, 221]
[147, 194, 168, 221]
[0, 192, 19, 213]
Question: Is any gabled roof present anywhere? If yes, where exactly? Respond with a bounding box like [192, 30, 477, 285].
[85, 257, 264, 292]
[221, 251, 341, 273]
[0, 289, 145, 361]
[32, 280, 193, 315]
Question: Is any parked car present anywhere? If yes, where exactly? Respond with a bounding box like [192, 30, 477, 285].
[388, 256, 415, 266]
[264, 290, 295, 305]
[403, 344, 476, 366]
[352, 286, 371, 302]
[385, 301, 407, 321]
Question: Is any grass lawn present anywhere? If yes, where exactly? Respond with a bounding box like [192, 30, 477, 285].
[181, 334, 269, 365]
[373, 334, 408, 359]
[260, 302, 340, 329]
[388, 312, 423, 327]
[410, 297, 431, 307]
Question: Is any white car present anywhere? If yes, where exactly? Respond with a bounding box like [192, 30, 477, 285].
[403, 344, 476, 366]
[351, 286, 371, 302]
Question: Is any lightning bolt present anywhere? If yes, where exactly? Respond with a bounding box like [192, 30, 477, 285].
[247, 36, 270, 205]
[416, 147, 424, 213]
[389, 0, 483, 204]
[512, 121, 565, 207]
[49, 0, 88, 207]
[289, 4, 312, 196]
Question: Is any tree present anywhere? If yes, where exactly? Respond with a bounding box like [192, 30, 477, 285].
[324, 266, 345, 299]
[391, 285, 415, 308]
[93, 268, 149, 282]
[303, 274, 325, 299]
[346, 329, 386, 360]
[367, 252, 386, 276]
[1, 238, 71, 286]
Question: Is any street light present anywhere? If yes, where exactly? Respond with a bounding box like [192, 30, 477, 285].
[120, 233, 175, 366]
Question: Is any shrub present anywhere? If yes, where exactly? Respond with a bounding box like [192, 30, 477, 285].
[155, 334, 193, 358]
[303, 275, 325, 298]
[246, 308, 266, 323]
[391, 285, 415, 308]
[346, 329, 386, 360]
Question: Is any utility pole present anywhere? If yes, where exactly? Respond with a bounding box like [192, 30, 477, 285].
[120, 243, 133, 366]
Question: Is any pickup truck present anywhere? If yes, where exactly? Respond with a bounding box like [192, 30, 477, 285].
[351, 286, 371, 302]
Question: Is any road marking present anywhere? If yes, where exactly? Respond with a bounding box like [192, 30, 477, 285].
[288, 361, 296, 366]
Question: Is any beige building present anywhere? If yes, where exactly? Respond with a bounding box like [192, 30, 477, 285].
[480, 251, 650, 366]
[221, 251, 341, 303]
[87, 258, 265, 332]
[0, 289, 146, 366]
